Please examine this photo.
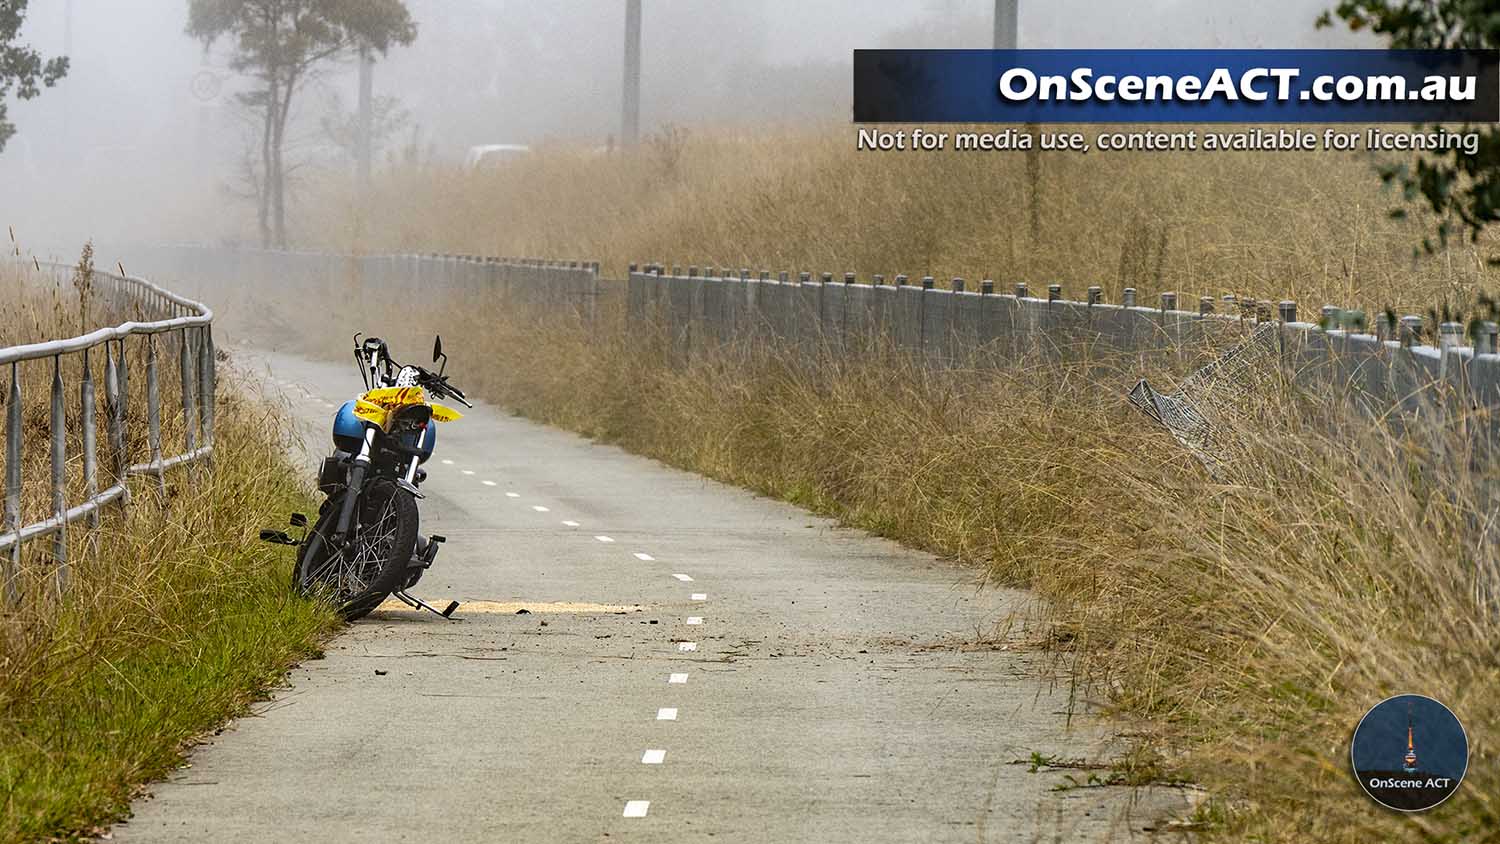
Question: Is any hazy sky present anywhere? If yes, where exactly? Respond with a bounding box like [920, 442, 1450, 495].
[0, 1, 1366, 248]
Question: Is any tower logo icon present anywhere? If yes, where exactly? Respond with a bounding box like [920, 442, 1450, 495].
[1351, 694, 1467, 812]
[1402, 701, 1419, 774]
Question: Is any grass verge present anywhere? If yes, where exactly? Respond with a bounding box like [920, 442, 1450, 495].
[1, 263, 337, 842]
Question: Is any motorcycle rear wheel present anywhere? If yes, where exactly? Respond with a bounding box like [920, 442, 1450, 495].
[295, 480, 418, 621]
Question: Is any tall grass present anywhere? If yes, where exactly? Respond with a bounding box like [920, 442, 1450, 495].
[0, 259, 337, 842]
[225, 240, 1498, 840]
[304, 127, 1495, 316]
[270, 130, 1500, 839]
[431, 304, 1496, 843]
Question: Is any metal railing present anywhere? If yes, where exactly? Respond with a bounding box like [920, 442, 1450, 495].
[0, 259, 215, 599]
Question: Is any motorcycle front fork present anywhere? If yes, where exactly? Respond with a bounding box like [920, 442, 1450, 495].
[334, 426, 377, 541]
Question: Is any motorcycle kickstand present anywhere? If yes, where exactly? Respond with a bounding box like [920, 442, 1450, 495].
[392, 590, 461, 620]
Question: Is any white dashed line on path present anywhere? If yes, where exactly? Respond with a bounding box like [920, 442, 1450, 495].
[462, 470, 475, 476]
[672, 573, 694, 582]
[641, 749, 666, 765]
[623, 801, 650, 818]
[532, 505, 550, 512]
[594, 535, 615, 543]
[690, 593, 707, 601]
[686, 617, 702, 625]
[668, 673, 688, 684]
[482, 480, 497, 487]
[678, 642, 697, 652]
[506, 492, 521, 498]
[656, 708, 678, 721]
[441, 459, 453, 465]
[561, 520, 580, 527]
[633, 553, 655, 561]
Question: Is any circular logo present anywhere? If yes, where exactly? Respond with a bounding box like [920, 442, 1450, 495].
[1351, 694, 1467, 812]
[190, 70, 223, 103]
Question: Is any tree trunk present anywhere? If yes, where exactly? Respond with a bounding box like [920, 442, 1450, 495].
[271, 68, 299, 249]
[272, 134, 286, 248]
[258, 80, 276, 249]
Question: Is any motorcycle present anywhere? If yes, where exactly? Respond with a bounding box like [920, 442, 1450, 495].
[262, 334, 472, 621]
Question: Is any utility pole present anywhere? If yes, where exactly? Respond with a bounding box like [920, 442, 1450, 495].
[995, 1, 1040, 244]
[993, 0, 1017, 49]
[622, 0, 642, 146]
[357, 45, 374, 195]
[62, 0, 73, 142]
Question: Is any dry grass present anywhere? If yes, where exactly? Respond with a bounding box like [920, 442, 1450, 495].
[262, 130, 1500, 840]
[435, 304, 1498, 843]
[234, 248, 1498, 840]
[0, 258, 336, 842]
[305, 126, 1496, 317]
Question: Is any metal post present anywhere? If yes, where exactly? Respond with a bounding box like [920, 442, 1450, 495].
[622, 0, 643, 147]
[1088, 286, 1102, 306]
[116, 339, 131, 497]
[105, 342, 129, 506]
[146, 337, 166, 495]
[180, 328, 198, 455]
[4, 363, 20, 605]
[1399, 315, 1423, 347]
[81, 347, 98, 529]
[1478, 321, 1499, 356]
[50, 356, 66, 586]
[1279, 300, 1297, 323]
[1375, 312, 1393, 342]
[1439, 321, 1463, 352]
[200, 325, 215, 450]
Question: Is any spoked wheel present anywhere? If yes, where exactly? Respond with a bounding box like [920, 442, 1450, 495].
[295, 480, 418, 620]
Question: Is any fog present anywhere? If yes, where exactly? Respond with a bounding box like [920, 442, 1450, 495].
[0, 0, 1366, 252]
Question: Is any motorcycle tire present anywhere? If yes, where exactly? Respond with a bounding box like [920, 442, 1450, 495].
[294, 479, 419, 621]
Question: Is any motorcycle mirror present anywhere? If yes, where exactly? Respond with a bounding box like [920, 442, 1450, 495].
[433, 335, 443, 363]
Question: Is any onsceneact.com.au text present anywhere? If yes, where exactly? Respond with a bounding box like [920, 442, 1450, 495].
[998, 67, 1478, 104]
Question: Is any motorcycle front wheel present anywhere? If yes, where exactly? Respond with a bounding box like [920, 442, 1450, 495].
[294, 479, 419, 620]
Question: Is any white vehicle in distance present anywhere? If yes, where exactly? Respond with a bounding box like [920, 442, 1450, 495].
[464, 144, 531, 169]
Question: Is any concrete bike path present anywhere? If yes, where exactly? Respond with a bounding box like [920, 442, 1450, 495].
[111, 348, 1189, 843]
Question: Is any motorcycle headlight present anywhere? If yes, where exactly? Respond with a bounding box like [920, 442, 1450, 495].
[389, 404, 433, 433]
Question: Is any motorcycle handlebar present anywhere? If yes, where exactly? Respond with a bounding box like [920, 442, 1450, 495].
[416, 368, 473, 408]
[354, 337, 473, 408]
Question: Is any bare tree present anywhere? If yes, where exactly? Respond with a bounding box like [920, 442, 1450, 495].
[187, 0, 416, 247]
